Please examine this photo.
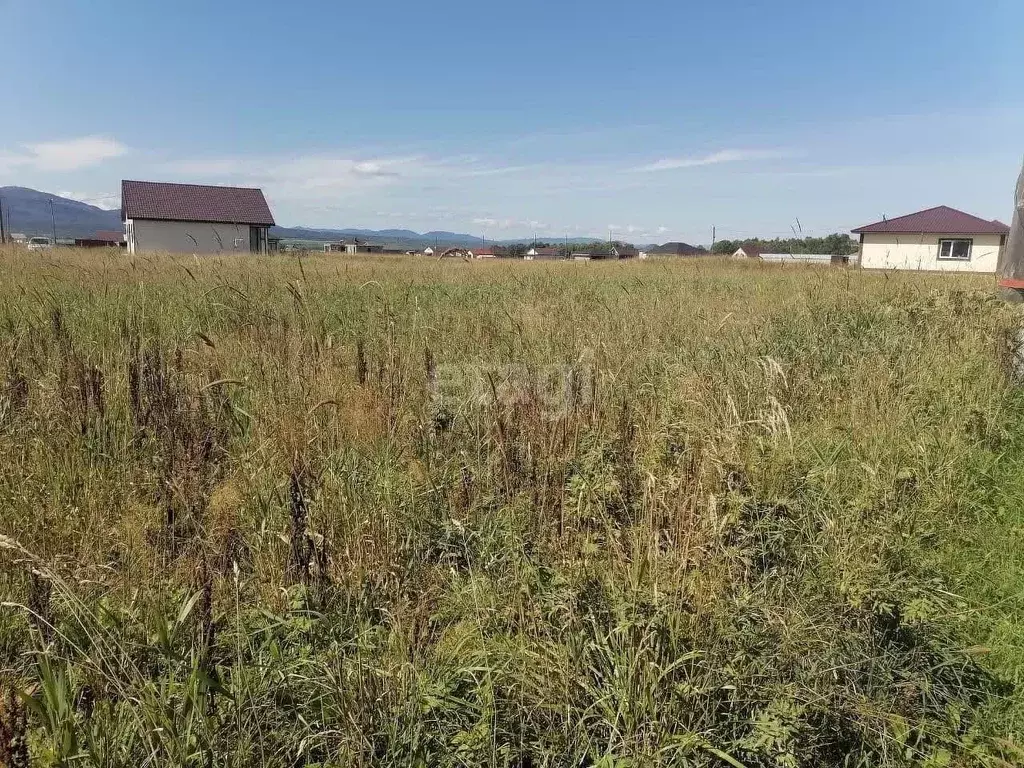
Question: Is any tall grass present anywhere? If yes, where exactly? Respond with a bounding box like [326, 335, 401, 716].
[1, 247, 1023, 766]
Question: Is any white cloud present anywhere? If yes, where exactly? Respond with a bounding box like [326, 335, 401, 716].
[20, 136, 127, 171]
[632, 148, 791, 172]
[0, 136, 127, 176]
[58, 190, 121, 210]
[471, 217, 517, 230]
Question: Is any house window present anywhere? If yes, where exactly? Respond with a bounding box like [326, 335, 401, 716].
[937, 238, 972, 261]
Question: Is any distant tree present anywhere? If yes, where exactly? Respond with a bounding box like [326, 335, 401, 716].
[711, 234, 857, 256]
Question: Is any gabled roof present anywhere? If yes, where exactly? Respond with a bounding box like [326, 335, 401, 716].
[652, 241, 704, 255]
[852, 205, 1008, 235]
[122, 180, 275, 225]
[734, 245, 762, 257]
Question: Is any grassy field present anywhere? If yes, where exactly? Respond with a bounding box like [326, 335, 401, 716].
[1, 247, 1023, 767]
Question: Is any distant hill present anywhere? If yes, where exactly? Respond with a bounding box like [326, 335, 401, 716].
[0, 187, 608, 247]
[270, 226, 602, 249]
[0, 187, 121, 239]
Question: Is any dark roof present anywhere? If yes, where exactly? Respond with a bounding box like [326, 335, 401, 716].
[852, 205, 1009, 235]
[121, 180, 275, 225]
[652, 241, 704, 255]
[735, 244, 762, 257]
[94, 230, 124, 242]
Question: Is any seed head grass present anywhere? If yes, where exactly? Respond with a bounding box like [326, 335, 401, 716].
[1, 247, 1023, 766]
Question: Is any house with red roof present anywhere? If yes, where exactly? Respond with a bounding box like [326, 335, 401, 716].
[852, 206, 1009, 273]
[122, 180, 276, 255]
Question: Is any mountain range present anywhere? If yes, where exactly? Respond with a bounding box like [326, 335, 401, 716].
[0, 187, 610, 247]
[0, 186, 122, 238]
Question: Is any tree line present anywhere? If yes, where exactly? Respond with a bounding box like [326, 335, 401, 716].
[493, 234, 859, 257]
[710, 233, 859, 256]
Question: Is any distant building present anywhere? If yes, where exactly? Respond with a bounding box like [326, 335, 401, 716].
[471, 248, 497, 258]
[760, 253, 842, 265]
[121, 180, 275, 255]
[324, 239, 383, 254]
[651, 241, 705, 256]
[571, 252, 592, 261]
[10, 233, 27, 244]
[526, 246, 561, 259]
[734, 245, 846, 265]
[852, 206, 1009, 272]
[732, 245, 762, 259]
[75, 230, 124, 248]
[422, 246, 435, 256]
[612, 245, 638, 259]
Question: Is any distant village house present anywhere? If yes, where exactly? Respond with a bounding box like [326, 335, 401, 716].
[731, 245, 762, 259]
[324, 239, 383, 254]
[525, 246, 561, 260]
[649, 242, 706, 257]
[75, 230, 124, 248]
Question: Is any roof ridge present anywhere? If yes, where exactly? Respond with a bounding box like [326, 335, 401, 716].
[851, 205, 1009, 235]
[874, 205, 954, 225]
[123, 179, 264, 193]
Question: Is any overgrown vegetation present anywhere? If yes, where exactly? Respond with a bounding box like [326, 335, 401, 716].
[1, 247, 1023, 767]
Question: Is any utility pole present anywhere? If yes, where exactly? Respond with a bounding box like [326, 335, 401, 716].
[49, 199, 58, 244]
[711, 225, 716, 252]
[0, 196, 6, 245]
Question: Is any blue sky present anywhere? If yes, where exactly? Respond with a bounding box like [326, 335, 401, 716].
[1, 0, 1022, 243]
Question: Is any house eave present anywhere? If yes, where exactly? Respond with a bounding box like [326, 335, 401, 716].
[124, 216, 275, 227]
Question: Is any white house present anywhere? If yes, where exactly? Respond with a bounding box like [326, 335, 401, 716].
[122, 180, 275, 255]
[732, 246, 762, 259]
[526, 246, 561, 259]
[852, 206, 1009, 272]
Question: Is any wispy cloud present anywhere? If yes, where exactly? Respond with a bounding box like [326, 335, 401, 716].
[4, 136, 129, 172]
[471, 216, 548, 231]
[631, 148, 791, 172]
[57, 190, 121, 210]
